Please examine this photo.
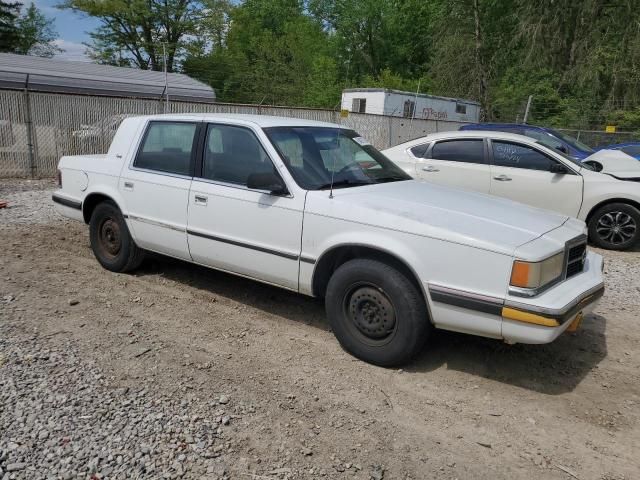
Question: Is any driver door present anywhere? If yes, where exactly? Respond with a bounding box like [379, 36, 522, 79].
[187, 123, 304, 290]
[488, 139, 583, 217]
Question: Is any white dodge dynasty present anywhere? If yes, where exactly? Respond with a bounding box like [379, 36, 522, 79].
[53, 114, 605, 366]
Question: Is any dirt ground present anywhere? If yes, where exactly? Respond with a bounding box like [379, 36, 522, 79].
[1, 179, 639, 479]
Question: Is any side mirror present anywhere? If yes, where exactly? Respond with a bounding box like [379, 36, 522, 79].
[247, 172, 288, 195]
[550, 163, 569, 174]
[555, 145, 569, 154]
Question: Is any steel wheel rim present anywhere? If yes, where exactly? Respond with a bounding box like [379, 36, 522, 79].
[342, 282, 397, 346]
[98, 217, 122, 258]
[596, 211, 636, 245]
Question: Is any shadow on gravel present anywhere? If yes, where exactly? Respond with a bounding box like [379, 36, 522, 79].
[135, 253, 328, 330]
[136, 253, 606, 395]
[409, 313, 608, 395]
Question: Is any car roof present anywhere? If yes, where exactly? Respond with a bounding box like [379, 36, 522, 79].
[598, 142, 640, 149]
[461, 123, 549, 131]
[133, 113, 344, 129]
[388, 130, 544, 149]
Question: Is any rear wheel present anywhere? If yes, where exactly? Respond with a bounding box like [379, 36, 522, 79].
[588, 203, 640, 250]
[89, 201, 145, 272]
[325, 259, 431, 366]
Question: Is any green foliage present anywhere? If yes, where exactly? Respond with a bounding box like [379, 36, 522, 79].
[60, 0, 207, 71]
[0, 0, 22, 52]
[71, 0, 640, 129]
[15, 3, 61, 57]
[0, 1, 61, 57]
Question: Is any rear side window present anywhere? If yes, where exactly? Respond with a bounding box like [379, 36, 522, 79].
[491, 141, 554, 171]
[134, 121, 198, 176]
[431, 139, 485, 164]
[410, 143, 430, 158]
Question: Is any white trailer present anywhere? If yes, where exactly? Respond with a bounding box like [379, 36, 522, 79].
[341, 88, 481, 123]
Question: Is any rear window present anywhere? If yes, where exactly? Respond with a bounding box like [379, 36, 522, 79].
[134, 121, 198, 176]
[621, 146, 640, 157]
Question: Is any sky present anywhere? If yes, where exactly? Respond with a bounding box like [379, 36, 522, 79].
[28, 0, 100, 61]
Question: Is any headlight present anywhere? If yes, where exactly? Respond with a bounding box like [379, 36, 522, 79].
[510, 252, 564, 290]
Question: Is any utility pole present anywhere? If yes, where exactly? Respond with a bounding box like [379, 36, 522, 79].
[410, 78, 421, 128]
[163, 43, 169, 113]
[522, 95, 533, 124]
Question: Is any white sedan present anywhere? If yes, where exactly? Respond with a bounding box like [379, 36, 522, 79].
[53, 114, 604, 366]
[383, 131, 640, 250]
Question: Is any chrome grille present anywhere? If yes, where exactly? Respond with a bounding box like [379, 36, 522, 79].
[565, 239, 587, 279]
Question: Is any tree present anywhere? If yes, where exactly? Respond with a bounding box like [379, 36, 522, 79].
[0, 0, 21, 52]
[15, 2, 61, 57]
[60, 0, 207, 71]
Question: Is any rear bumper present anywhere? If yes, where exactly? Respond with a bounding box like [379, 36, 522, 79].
[52, 193, 83, 221]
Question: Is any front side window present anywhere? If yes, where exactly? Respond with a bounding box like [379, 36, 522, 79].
[202, 124, 273, 185]
[430, 139, 485, 164]
[264, 127, 411, 190]
[491, 141, 555, 171]
[134, 121, 197, 175]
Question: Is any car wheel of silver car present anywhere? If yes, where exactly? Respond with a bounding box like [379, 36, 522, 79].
[325, 258, 431, 366]
[89, 201, 145, 272]
[588, 202, 640, 251]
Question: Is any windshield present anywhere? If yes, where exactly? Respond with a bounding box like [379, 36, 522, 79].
[548, 129, 594, 153]
[264, 127, 411, 190]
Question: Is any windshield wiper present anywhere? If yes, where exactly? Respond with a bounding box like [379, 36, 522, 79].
[316, 179, 372, 190]
[374, 175, 409, 183]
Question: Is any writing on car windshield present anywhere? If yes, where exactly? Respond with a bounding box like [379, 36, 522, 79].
[264, 127, 411, 190]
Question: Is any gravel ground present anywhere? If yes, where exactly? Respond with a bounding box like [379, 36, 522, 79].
[1, 179, 639, 480]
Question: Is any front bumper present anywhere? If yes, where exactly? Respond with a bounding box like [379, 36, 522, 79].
[501, 251, 604, 344]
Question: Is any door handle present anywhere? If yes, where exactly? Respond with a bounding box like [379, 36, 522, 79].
[194, 195, 208, 205]
[493, 175, 512, 181]
[421, 166, 440, 172]
[123, 181, 134, 191]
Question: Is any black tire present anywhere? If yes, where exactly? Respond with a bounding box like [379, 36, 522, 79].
[89, 201, 145, 272]
[588, 202, 640, 251]
[325, 258, 431, 367]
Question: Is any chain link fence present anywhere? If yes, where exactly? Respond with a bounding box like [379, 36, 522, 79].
[0, 89, 471, 178]
[1, 88, 637, 178]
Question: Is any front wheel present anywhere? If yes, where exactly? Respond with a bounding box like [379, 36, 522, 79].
[89, 201, 145, 272]
[588, 203, 640, 250]
[325, 259, 431, 366]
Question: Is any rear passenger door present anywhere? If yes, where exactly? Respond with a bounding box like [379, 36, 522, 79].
[119, 120, 199, 260]
[414, 138, 490, 194]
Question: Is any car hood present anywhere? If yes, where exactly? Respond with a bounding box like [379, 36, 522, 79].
[583, 150, 640, 179]
[305, 180, 570, 255]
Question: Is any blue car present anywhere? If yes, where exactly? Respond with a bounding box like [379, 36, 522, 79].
[595, 142, 640, 160]
[459, 123, 595, 161]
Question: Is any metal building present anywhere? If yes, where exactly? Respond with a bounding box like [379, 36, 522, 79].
[341, 88, 480, 123]
[0, 53, 215, 102]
